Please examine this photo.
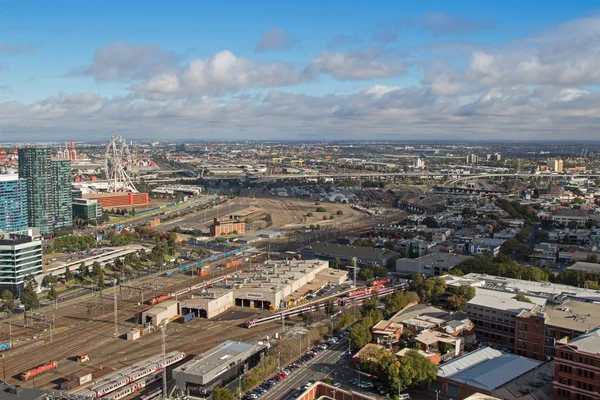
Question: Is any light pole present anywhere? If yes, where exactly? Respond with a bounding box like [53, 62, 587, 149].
[435, 389, 440, 400]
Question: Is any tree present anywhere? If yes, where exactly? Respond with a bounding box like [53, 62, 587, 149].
[585, 254, 599, 264]
[212, 387, 234, 400]
[513, 294, 532, 303]
[447, 295, 467, 311]
[350, 322, 372, 349]
[244, 218, 253, 224]
[385, 290, 419, 315]
[362, 295, 378, 313]
[452, 285, 476, 301]
[1, 290, 14, 313]
[91, 261, 102, 279]
[301, 312, 316, 326]
[421, 216, 439, 228]
[265, 213, 272, 225]
[336, 210, 343, 215]
[41, 275, 57, 289]
[316, 207, 327, 212]
[64, 266, 73, 282]
[307, 212, 313, 217]
[324, 300, 335, 316]
[20, 281, 39, 311]
[47, 285, 58, 306]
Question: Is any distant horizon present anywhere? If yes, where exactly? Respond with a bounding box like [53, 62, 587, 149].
[1, 1, 600, 140]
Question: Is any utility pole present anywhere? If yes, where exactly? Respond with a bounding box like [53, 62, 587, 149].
[161, 320, 168, 400]
[114, 288, 118, 339]
[352, 257, 357, 287]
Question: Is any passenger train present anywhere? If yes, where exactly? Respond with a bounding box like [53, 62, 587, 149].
[104, 373, 162, 400]
[245, 282, 410, 328]
[71, 352, 185, 399]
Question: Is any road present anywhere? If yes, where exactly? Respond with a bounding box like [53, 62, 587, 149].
[260, 338, 387, 400]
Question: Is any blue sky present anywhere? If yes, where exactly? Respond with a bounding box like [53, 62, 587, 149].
[1, 1, 599, 141]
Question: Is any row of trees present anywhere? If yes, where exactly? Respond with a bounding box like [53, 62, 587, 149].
[358, 264, 389, 281]
[46, 234, 97, 253]
[451, 253, 551, 282]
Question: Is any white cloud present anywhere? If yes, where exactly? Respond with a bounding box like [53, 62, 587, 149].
[134, 50, 303, 97]
[255, 28, 296, 53]
[307, 48, 404, 80]
[466, 17, 600, 86]
[73, 42, 181, 82]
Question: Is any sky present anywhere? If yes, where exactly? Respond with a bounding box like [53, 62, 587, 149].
[1, 0, 600, 141]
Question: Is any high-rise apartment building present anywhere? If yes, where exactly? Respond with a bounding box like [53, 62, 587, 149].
[18, 148, 72, 235]
[0, 174, 28, 233]
[554, 328, 600, 400]
[549, 158, 564, 172]
[0, 233, 43, 296]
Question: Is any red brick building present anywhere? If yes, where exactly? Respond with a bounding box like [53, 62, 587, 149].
[515, 300, 600, 361]
[210, 216, 245, 237]
[554, 328, 600, 400]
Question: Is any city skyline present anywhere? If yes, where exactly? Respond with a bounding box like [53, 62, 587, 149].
[1, 1, 600, 141]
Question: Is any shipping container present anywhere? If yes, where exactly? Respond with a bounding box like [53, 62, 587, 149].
[181, 312, 195, 323]
[0, 342, 11, 351]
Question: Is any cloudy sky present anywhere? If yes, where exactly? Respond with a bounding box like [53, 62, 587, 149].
[1, 0, 599, 141]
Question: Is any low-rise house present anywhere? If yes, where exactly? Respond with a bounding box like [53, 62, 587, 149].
[371, 320, 403, 345]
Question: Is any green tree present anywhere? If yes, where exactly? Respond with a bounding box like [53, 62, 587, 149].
[64, 266, 73, 282]
[1, 290, 14, 313]
[336, 210, 343, 215]
[211, 387, 234, 400]
[21, 280, 39, 311]
[244, 218, 253, 224]
[307, 212, 313, 217]
[47, 285, 58, 306]
[301, 312, 316, 326]
[421, 216, 439, 228]
[362, 295, 378, 313]
[324, 300, 335, 316]
[92, 261, 102, 279]
[447, 295, 467, 311]
[350, 322, 372, 349]
[78, 261, 88, 278]
[265, 213, 272, 225]
[385, 290, 419, 315]
[452, 285, 476, 301]
[41, 275, 57, 289]
[316, 207, 327, 212]
[513, 294, 532, 303]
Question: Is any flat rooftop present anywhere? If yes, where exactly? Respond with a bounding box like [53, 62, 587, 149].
[174, 340, 256, 377]
[463, 273, 600, 302]
[390, 304, 448, 324]
[468, 290, 542, 314]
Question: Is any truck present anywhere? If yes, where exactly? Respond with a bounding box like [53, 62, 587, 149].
[21, 361, 58, 381]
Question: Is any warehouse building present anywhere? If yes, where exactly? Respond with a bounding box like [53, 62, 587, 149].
[434, 347, 543, 399]
[141, 300, 178, 326]
[173, 340, 266, 396]
[210, 216, 245, 237]
[230, 259, 333, 310]
[302, 242, 400, 266]
[396, 253, 471, 277]
[179, 289, 233, 319]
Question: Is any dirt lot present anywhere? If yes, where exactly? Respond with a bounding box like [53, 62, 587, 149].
[157, 196, 367, 234]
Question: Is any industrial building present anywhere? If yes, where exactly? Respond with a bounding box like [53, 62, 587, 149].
[396, 253, 471, 276]
[179, 289, 234, 319]
[173, 340, 266, 396]
[434, 347, 543, 399]
[84, 192, 149, 208]
[302, 242, 400, 266]
[72, 198, 102, 221]
[0, 174, 28, 233]
[226, 259, 339, 310]
[210, 216, 245, 237]
[18, 148, 73, 234]
[0, 233, 43, 296]
[141, 300, 179, 326]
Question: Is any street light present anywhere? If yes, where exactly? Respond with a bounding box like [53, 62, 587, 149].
[435, 389, 441, 400]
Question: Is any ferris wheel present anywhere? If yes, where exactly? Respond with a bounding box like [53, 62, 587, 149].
[104, 135, 138, 193]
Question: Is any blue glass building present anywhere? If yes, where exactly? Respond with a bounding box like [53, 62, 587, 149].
[0, 174, 28, 233]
